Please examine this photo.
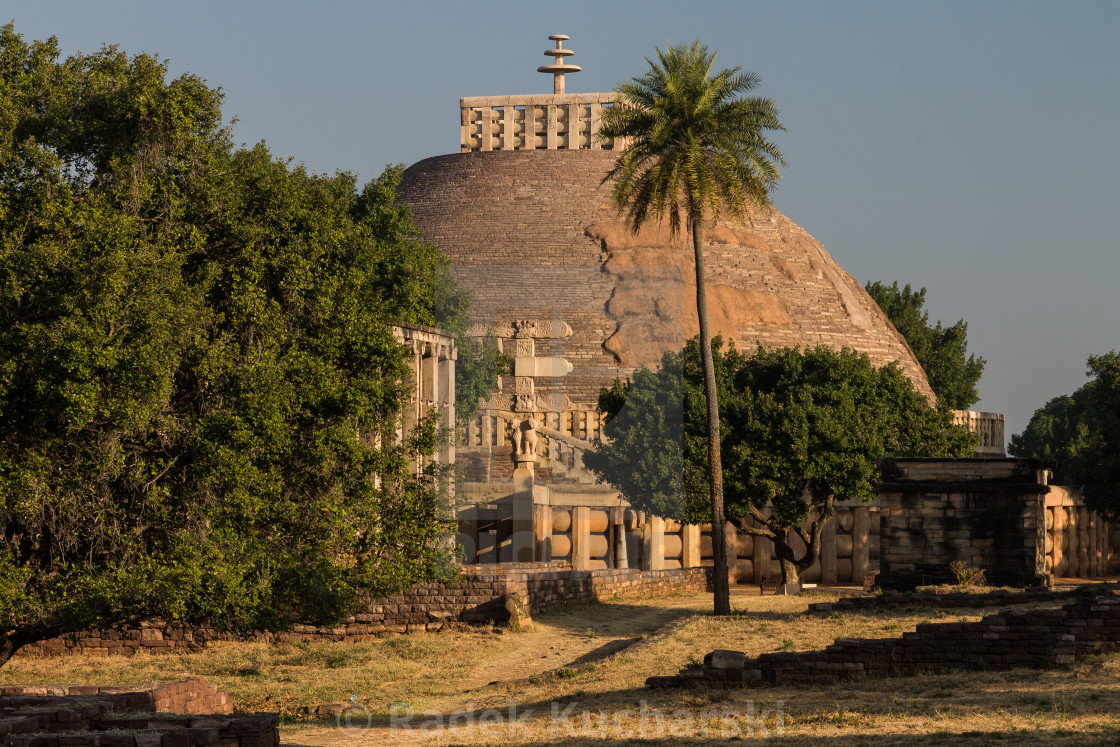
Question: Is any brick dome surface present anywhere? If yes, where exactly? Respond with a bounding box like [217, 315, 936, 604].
[399, 149, 933, 406]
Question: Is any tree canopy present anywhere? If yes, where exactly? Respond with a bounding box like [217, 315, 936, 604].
[865, 281, 986, 410]
[1007, 389, 1092, 486]
[1010, 352, 1120, 519]
[584, 340, 975, 584]
[598, 40, 785, 615]
[0, 25, 474, 662]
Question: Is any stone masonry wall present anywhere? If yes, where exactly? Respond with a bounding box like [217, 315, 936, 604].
[650, 590, 1120, 688]
[20, 565, 710, 658]
[876, 458, 1052, 589]
[524, 566, 712, 613]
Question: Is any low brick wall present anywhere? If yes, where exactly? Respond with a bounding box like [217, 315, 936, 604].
[0, 679, 278, 746]
[21, 564, 711, 658]
[650, 590, 1120, 688]
[806, 587, 1069, 614]
[525, 567, 712, 612]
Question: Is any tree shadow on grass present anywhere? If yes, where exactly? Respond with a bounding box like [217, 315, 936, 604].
[281, 669, 1120, 745]
[527, 599, 703, 634]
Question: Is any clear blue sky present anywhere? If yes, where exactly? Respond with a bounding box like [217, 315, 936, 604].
[7, 0, 1120, 442]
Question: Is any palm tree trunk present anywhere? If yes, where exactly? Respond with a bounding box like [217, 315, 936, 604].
[691, 217, 731, 615]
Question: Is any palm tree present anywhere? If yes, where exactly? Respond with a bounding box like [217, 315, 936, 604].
[599, 40, 785, 615]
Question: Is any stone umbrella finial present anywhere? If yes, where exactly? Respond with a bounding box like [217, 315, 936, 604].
[537, 34, 581, 95]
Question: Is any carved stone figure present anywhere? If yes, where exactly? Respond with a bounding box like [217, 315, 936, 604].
[522, 415, 539, 455]
[511, 319, 537, 338]
[514, 392, 535, 412]
[507, 416, 540, 456]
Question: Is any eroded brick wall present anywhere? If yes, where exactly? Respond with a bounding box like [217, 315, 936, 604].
[651, 591, 1120, 688]
[0, 680, 278, 746]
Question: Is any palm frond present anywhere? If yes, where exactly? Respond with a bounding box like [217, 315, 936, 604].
[600, 40, 785, 236]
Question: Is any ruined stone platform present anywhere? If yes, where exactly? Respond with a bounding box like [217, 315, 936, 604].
[0, 679, 278, 746]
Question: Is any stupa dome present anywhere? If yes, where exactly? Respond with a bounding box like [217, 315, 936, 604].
[399, 149, 931, 401]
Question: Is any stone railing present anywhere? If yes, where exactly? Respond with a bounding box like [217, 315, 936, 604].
[462, 410, 605, 451]
[460, 93, 624, 152]
[1046, 485, 1116, 577]
[951, 409, 1005, 456]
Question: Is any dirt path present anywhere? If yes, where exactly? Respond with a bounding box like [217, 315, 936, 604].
[281, 598, 704, 746]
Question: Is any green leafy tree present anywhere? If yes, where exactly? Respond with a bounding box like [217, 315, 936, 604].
[598, 40, 785, 614]
[1010, 352, 1120, 518]
[1008, 389, 1092, 485]
[584, 340, 975, 585]
[349, 164, 506, 425]
[865, 281, 986, 409]
[454, 333, 511, 428]
[0, 26, 479, 664]
[1072, 352, 1120, 520]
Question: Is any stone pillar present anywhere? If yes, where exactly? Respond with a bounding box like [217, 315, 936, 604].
[1105, 519, 1112, 576]
[546, 105, 559, 149]
[460, 106, 472, 154]
[566, 103, 579, 149]
[723, 521, 738, 587]
[496, 502, 513, 564]
[572, 506, 591, 571]
[1067, 507, 1078, 575]
[682, 524, 701, 569]
[401, 343, 420, 439]
[534, 504, 552, 562]
[1053, 506, 1066, 576]
[1098, 513, 1107, 577]
[481, 107, 494, 151]
[852, 506, 870, 584]
[611, 507, 629, 570]
[477, 511, 498, 564]
[753, 511, 771, 585]
[511, 492, 536, 563]
[502, 105, 515, 151]
[1098, 514, 1107, 576]
[821, 514, 838, 585]
[642, 516, 666, 571]
[513, 463, 534, 495]
[1088, 512, 1098, 577]
[439, 350, 455, 466]
[1078, 508, 1089, 576]
[459, 506, 480, 564]
[589, 102, 602, 150]
[421, 345, 437, 408]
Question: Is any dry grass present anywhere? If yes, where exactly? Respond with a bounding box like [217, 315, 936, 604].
[4, 590, 1120, 745]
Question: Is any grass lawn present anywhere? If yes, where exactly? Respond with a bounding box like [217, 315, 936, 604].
[2, 590, 1118, 745]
